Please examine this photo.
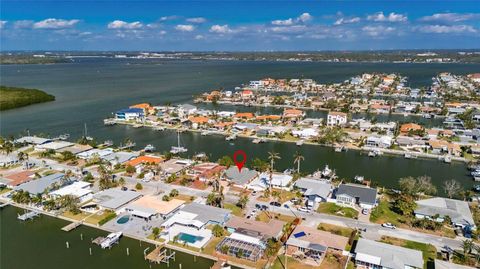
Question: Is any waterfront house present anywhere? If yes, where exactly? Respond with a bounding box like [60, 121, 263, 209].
[188, 116, 210, 129]
[400, 123, 423, 136]
[223, 166, 258, 187]
[291, 128, 319, 139]
[49, 181, 93, 203]
[241, 89, 254, 99]
[188, 162, 226, 181]
[159, 158, 194, 176]
[130, 103, 154, 114]
[248, 172, 293, 191]
[15, 136, 52, 146]
[14, 173, 68, 196]
[327, 111, 347, 126]
[177, 104, 197, 117]
[1, 170, 36, 188]
[294, 178, 332, 202]
[366, 135, 393, 148]
[334, 183, 377, 209]
[115, 108, 145, 121]
[77, 148, 114, 160]
[102, 151, 138, 165]
[414, 197, 476, 229]
[124, 195, 185, 220]
[126, 155, 164, 168]
[283, 108, 304, 122]
[234, 112, 254, 120]
[354, 239, 423, 269]
[36, 141, 74, 151]
[286, 225, 348, 264]
[92, 189, 142, 211]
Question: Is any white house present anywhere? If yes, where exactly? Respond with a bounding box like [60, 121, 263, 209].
[49, 181, 93, 203]
[115, 108, 145, 121]
[327, 112, 348, 126]
[366, 135, 393, 148]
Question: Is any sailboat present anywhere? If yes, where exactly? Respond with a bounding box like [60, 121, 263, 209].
[84, 123, 94, 141]
[170, 130, 188, 154]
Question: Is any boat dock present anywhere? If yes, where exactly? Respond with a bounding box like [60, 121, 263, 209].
[92, 236, 105, 245]
[0, 201, 12, 209]
[17, 210, 40, 221]
[61, 221, 82, 232]
[145, 245, 176, 265]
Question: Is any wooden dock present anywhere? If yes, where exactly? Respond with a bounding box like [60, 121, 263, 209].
[0, 201, 12, 209]
[61, 221, 82, 232]
[92, 236, 105, 246]
[145, 245, 175, 265]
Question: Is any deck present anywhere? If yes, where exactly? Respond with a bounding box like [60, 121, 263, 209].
[145, 245, 175, 265]
[61, 221, 82, 232]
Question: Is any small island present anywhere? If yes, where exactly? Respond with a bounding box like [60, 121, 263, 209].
[0, 86, 55, 110]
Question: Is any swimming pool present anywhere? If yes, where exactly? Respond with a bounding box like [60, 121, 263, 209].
[177, 233, 203, 244]
[116, 215, 130, 224]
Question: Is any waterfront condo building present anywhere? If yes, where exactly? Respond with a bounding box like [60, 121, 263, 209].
[327, 111, 348, 126]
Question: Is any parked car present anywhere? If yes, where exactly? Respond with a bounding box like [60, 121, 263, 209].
[362, 208, 369, 215]
[283, 204, 290, 209]
[261, 205, 268, 211]
[381, 223, 396, 229]
[298, 207, 310, 213]
[121, 186, 128, 191]
[269, 201, 281, 207]
[255, 204, 261, 209]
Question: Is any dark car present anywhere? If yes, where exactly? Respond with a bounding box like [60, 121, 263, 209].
[121, 187, 128, 191]
[261, 205, 268, 210]
[255, 204, 261, 209]
[269, 201, 281, 207]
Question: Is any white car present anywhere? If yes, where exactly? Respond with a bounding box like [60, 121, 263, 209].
[382, 223, 396, 229]
[297, 207, 310, 213]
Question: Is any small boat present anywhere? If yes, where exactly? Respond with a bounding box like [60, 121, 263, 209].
[153, 126, 165, 131]
[296, 140, 304, 146]
[444, 155, 452, 163]
[132, 124, 143, 128]
[103, 119, 116, 126]
[103, 140, 114, 147]
[144, 144, 155, 152]
[252, 138, 261, 144]
[225, 134, 237, 141]
[58, 133, 70, 140]
[100, 232, 122, 249]
[368, 151, 377, 157]
[473, 185, 480, 192]
[334, 145, 343, 152]
[404, 153, 412, 159]
[354, 175, 364, 183]
[201, 131, 210, 136]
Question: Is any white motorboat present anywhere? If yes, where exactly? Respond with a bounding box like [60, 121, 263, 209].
[144, 144, 155, 152]
[296, 140, 304, 146]
[225, 134, 237, 141]
[100, 232, 122, 249]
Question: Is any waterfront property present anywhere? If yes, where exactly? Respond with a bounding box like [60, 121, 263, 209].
[286, 225, 348, 265]
[225, 216, 285, 240]
[223, 167, 258, 188]
[247, 172, 293, 191]
[124, 195, 185, 220]
[414, 197, 476, 229]
[334, 183, 377, 209]
[353, 238, 424, 269]
[92, 189, 142, 211]
[49, 181, 93, 203]
[294, 178, 333, 203]
[14, 173, 68, 196]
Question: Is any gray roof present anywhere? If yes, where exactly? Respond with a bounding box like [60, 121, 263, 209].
[181, 202, 230, 224]
[102, 151, 138, 164]
[93, 189, 142, 210]
[415, 197, 475, 227]
[224, 166, 258, 186]
[336, 184, 377, 205]
[355, 239, 424, 269]
[435, 259, 476, 269]
[15, 136, 52, 145]
[286, 238, 327, 252]
[14, 173, 65, 195]
[295, 178, 332, 199]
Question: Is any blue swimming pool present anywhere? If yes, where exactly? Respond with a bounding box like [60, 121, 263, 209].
[116, 215, 130, 224]
[177, 233, 203, 243]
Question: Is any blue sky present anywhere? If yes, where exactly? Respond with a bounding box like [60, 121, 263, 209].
[1, 1, 480, 51]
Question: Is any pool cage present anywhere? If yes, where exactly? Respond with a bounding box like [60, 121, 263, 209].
[216, 237, 265, 261]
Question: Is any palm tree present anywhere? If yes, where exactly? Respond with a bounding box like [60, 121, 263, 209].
[268, 151, 281, 190]
[293, 151, 304, 173]
[462, 239, 474, 256]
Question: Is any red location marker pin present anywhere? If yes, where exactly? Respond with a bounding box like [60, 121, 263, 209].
[233, 150, 247, 172]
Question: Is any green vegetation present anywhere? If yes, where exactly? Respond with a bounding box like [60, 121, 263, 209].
[317, 223, 354, 237]
[370, 199, 405, 226]
[0, 55, 69, 64]
[317, 203, 359, 219]
[98, 211, 117, 226]
[224, 203, 244, 217]
[0, 86, 55, 110]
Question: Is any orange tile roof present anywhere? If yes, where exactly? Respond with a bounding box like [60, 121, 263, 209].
[400, 123, 423, 133]
[188, 116, 209, 124]
[328, 111, 347, 117]
[130, 103, 152, 110]
[283, 109, 303, 117]
[235, 112, 254, 119]
[242, 90, 253, 95]
[5, 170, 35, 186]
[127, 155, 163, 167]
[256, 115, 281, 121]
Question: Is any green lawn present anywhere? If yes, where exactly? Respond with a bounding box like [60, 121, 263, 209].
[317, 203, 358, 219]
[380, 236, 436, 269]
[317, 223, 355, 237]
[369, 199, 405, 225]
[224, 203, 244, 217]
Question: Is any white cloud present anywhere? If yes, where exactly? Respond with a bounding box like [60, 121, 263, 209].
[160, 16, 179, 21]
[271, 18, 294, 26]
[334, 17, 360, 25]
[108, 20, 143, 29]
[271, 25, 307, 34]
[13, 20, 34, 29]
[298, 13, 313, 23]
[175, 24, 195, 32]
[419, 13, 480, 22]
[186, 17, 206, 23]
[271, 12, 313, 26]
[33, 18, 80, 29]
[362, 25, 396, 36]
[209, 24, 232, 34]
[416, 24, 477, 34]
[0, 21, 6, 29]
[367, 12, 407, 22]
[194, 34, 204, 40]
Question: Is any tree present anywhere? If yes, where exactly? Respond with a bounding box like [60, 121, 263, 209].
[212, 224, 225, 237]
[293, 151, 304, 173]
[220, 244, 229, 254]
[462, 239, 474, 256]
[393, 194, 417, 216]
[162, 195, 170, 201]
[265, 238, 279, 258]
[172, 235, 179, 244]
[169, 189, 179, 197]
[236, 195, 249, 209]
[217, 155, 234, 167]
[416, 175, 437, 195]
[236, 249, 244, 258]
[135, 183, 143, 190]
[251, 158, 269, 172]
[125, 165, 135, 174]
[118, 177, 126, 187]
[268, 151, 281, 190]
[398, 177, 417, 196]
[152, 227, 160, 239]
[443, 179, 461, 198]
